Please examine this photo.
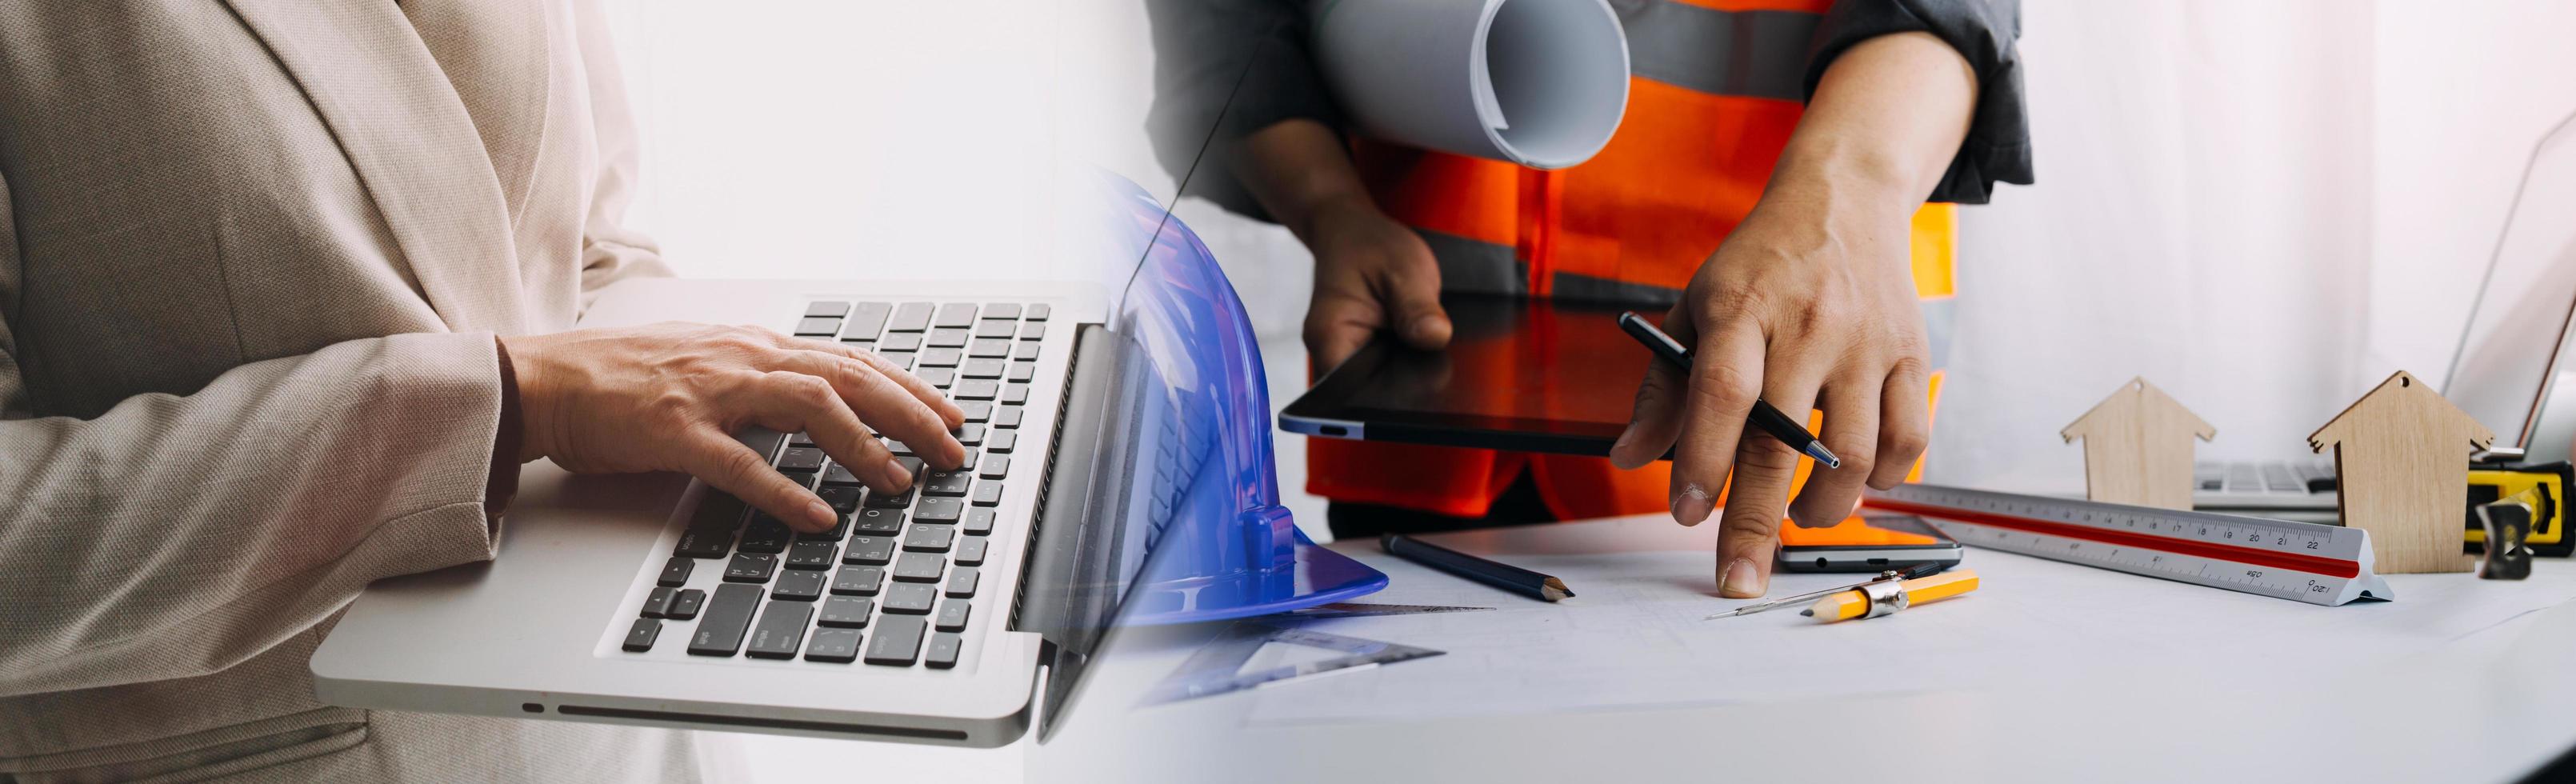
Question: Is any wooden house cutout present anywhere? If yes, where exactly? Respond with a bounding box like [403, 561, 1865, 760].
[2062, 377, 2215, 510]
[2309, 370, 2496, 574]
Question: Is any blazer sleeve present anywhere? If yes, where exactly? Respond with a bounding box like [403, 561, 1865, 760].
[0, 171, 515, 697]
[569, 0, 671, 313]
[1807, 0, 2035, 203]
[1144, 0, 1343, 222]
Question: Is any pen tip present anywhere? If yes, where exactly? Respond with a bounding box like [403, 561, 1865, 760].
[1806, 442, 1841, 469]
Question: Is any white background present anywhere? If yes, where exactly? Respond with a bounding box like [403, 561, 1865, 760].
[597, 0, 2576, 536]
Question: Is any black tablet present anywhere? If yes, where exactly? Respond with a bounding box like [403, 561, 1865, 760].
[1278, 294, 1662, 457]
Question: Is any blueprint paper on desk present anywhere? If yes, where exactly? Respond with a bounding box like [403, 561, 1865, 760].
[1242, 546, 2576, 725]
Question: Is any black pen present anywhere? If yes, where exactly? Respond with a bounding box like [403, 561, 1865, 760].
[1615, 311, 1840, 469]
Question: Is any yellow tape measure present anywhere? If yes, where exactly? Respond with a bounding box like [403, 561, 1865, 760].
[2466, 462, 2568, 556]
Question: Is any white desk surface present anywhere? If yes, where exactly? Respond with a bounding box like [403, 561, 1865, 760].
[730, 514, 2576, 783]
[1032, 514, 2576, 784]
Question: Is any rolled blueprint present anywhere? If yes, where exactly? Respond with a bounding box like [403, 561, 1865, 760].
[1309, 0, 1630, 170]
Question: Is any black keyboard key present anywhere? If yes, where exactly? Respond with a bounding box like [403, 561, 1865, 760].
[818, 462, 866, 487]
[845, 535, 895, 564]
[974, 318, 1017, 339]
[786, 540, 838, 569]
[658, 557, 694, 587]
[877, 350, 914, 370]
[904, 526, 955, 552]
[994, 406, 1023, 429]
[889, 302, 934, 332]
[956, 423, 986, 446]
[1013, 342, 1041, 362]
[724, 553, 778, 583]
[854, 508, 906, 534]
[936, 598, 972, 631]
[831, 565, 886, 596]
[738, 516, 792, 554]
[928, 328, 970, 349]
[964, 508, 996, 535]
[794, 317, 841, 338]
[918, 347, 963, 368]
[922, 471, 970, 497]
[894, 455, 926, 478]
[915, 498, 965, 523]
[845, 302, 892, 341]
[882, 584, 938, 614]
[623, 618, 661, 652]
[924, 632, 962, 670]
[954, 537, 988, 566]
[968, 339, 1010, 359]
[1025, 303, 1051, 321]
[934, 302, 978, 329]
[986, 430, 1018, 454]
[984, 303, 1022, 319]
[970, 482, 1004, 507]
[691, 488, 754, 527]
[668, 588, 706, 620]
[687, 584, 763, 656]
[978, 455, 1010, 480]
[788, 430, 818, 447]
[883, 438, 914, 457]
[776, 446, 826, 474]
[818, 596, 874, 628]
[806, 301, 851, 318]
[945, 567, 979, 598]
[796, 515, 849, 542]
[676, 521, 740, 560]
[816, 485, 863, 513]
[956, 450, 978, 472]
[879, 332, 924, 352]
[745, 601, 812, 659]
[806, 628, 863, 663]
[958, 401, 993, 422]
[865, 616, 928, 666]
[1000, 384, 1029, 405]
[773, 568, 826, 601]
[961, 358, 1006, 379]
[642, 586, 678, 618]
[918, 367, 957, 388]
[1006, 362, 1035, 383]
[953, 379, 999, 400]
[863, 486, 914, 509]
[894, 552, 946, 582]
[1019, 322, 1047, 341]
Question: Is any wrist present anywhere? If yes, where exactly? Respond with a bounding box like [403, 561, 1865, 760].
[496, 334, 553, 462]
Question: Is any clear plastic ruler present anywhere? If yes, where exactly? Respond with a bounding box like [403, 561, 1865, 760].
[1142, 623, 1444, 705]
[1866, 483, 2392, 606]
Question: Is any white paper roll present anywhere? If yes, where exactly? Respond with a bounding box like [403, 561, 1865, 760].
[1310, 0, 1630, 170]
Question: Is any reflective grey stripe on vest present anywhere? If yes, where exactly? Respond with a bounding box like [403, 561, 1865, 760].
[1551, 271, 1681, 308]
[1618, 2, 1822, 101]
[1414, 227, 1528, 297]
[1920, 296, 1954, 370]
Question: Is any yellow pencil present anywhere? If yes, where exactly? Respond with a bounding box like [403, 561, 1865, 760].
[1801, 570, 1980, 622]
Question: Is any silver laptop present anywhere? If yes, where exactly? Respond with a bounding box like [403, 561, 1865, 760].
[2194, 106, 2576, 512]
[310, 279, 1138, 746]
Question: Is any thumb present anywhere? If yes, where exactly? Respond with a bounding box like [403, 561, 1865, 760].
[1379, 248, 1452, 350]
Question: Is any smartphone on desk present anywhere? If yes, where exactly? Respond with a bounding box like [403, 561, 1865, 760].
[1776, 511, 1963, 573]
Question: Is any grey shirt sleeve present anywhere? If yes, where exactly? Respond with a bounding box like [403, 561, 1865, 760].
[1806, 0, 2034, 204]
[1143, 0, 1337, 222]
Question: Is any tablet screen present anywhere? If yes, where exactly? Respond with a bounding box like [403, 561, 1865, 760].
[1281, 294, 1662, 455]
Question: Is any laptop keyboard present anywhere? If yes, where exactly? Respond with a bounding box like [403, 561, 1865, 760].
[621, 300, 1051, 669]
[2195, 458, 2338, 494]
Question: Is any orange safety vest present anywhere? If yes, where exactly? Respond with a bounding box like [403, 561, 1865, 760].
[1310, 0, 1955, 520]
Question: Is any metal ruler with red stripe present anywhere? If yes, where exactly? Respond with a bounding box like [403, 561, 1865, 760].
[1866, 483, 2393, 606]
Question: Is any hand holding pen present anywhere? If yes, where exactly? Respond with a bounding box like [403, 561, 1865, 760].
[1606, 276, 1934, 602]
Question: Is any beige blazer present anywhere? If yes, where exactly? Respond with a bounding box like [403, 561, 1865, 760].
[0, 2, 708, 780]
